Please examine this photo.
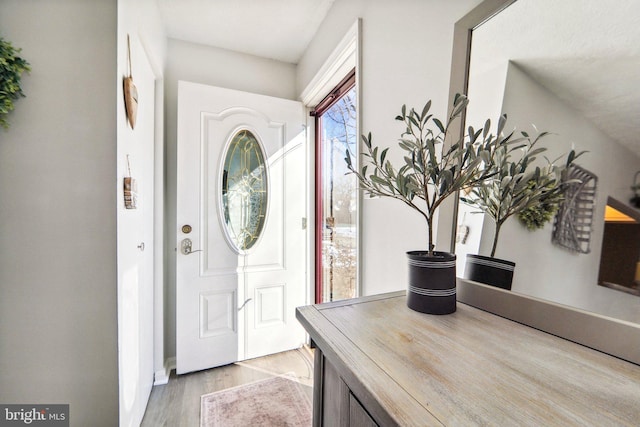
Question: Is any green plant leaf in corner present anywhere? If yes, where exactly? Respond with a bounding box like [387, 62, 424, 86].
[0, 37, 31, 129]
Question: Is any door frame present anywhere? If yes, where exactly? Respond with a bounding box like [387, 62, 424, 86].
[312, 70, 356, 303]
[300, 19, 362, 304]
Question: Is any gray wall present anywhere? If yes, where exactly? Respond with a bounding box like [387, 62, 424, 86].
[0, 1, 119, 425]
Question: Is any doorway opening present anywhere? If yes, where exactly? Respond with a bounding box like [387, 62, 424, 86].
[312, 70, 357, 303]
[597, 197, 640, 296]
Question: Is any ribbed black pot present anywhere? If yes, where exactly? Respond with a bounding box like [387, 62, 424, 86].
[464, 254, 515, 290]
[406, 251, 456, 315]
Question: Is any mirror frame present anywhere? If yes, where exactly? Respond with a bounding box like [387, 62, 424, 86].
[447, 0, 640, 365]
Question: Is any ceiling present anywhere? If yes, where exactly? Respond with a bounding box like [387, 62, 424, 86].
[156, 0, 336, 63]
[156, 0, 640, 157]
[472, 0, 640, 157]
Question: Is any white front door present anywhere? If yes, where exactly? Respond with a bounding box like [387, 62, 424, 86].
[117, 35, 155, 427]
[176, 81, 307, 374]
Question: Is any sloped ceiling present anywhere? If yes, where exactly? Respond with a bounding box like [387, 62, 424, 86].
[472, 0, 640, 157]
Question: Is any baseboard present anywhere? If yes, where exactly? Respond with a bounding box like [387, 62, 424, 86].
[154, 357, 176, 385]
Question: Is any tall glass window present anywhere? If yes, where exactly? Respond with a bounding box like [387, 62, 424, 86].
[314, 70, 357, 303]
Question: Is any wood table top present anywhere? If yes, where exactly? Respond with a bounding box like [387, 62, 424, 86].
[296, 291, 640, 426]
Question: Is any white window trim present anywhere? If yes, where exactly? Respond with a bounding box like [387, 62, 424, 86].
[301, 19, 360, 107]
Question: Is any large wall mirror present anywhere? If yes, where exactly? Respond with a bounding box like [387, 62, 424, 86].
[448, 0, 640, 364]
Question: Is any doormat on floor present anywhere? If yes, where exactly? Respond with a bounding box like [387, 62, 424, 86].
[200, 375, 312, 427]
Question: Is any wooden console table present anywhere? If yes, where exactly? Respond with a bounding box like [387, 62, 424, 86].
[296, 291, 640, 426]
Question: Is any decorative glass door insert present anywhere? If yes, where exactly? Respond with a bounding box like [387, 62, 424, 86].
[221, 129, 268, 253]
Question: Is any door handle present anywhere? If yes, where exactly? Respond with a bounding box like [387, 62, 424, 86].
[180, 238, 202, 255]
[238, 298, 252, 311]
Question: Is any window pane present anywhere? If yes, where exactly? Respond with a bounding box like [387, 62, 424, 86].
[319, 87, 357, 302]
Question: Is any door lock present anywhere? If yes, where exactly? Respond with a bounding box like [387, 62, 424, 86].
[180, 238, 202, 255]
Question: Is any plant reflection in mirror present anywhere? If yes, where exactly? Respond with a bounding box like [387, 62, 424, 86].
[461, 128, 584, 257]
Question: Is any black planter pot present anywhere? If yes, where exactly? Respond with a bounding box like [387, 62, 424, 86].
[464, 254, 515, 290]
[406, 251, 456, 315]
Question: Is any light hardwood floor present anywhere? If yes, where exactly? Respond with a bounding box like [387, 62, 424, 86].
[141, 347, 314, 427]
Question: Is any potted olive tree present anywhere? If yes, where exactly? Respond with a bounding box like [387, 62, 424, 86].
[345, 94, 511, 314]
[460, 126, 582, 290]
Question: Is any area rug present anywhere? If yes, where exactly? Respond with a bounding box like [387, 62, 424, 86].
[200, 375, 312, 426]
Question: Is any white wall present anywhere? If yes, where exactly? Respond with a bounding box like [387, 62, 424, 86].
[118, 0, 166, 75]
[0, 1, 119, 425]
[490, 63, 640, 323]
[297, 0, 484, 296]
[164, 39, 297, 360]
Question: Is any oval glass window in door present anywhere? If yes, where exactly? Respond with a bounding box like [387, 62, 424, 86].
[221, 129, 268, 252]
